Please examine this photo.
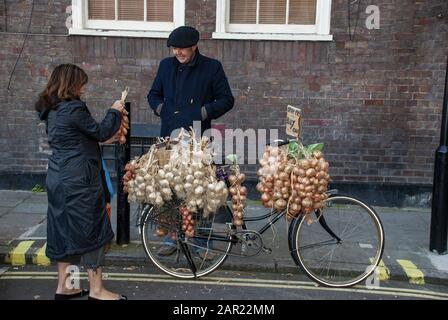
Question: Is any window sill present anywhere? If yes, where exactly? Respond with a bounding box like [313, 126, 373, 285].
[212, 32, 333, 41]
[69, 28, 171, 38]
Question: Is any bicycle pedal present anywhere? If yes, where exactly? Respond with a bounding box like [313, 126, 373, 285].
[262, 247, 272, 254]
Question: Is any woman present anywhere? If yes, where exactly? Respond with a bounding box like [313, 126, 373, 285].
[35, 64, 126, 300]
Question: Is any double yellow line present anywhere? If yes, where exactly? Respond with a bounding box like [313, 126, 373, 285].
[2, 241, 430, 286]
[1, 271, 447, 300]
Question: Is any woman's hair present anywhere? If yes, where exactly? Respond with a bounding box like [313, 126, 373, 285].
[35, 64, 88, 113]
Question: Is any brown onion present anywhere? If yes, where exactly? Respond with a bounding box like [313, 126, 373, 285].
[261, 193, 271, 202]
[275, 199, 287, 209]
[302, 197, 313, 208]
[237, 173, 246, 183]
[306, 168, 316, 177]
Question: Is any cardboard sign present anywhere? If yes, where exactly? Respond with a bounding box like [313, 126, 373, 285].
[286, 105, 302, 137]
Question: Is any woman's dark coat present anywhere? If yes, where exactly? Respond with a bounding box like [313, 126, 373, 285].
[147, 51, 234, 137]
[39, 100, 121, 260]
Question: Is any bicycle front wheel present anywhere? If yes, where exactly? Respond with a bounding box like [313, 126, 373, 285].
[290, 195, 384, 287]
[141, 203, 233, 279]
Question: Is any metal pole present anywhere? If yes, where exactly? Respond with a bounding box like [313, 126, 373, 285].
[116, 102, 131, 245]
[430, 56, 448, 254]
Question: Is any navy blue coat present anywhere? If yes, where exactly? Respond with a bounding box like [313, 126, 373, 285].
[39, 100, 121, 260]
[147, 51, 234, 137]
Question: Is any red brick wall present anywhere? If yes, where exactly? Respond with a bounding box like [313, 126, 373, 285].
[0, 0, 447, 186]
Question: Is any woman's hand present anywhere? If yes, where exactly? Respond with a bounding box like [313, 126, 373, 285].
[111, 100, 125, 113]
[102, 129, 121, 144]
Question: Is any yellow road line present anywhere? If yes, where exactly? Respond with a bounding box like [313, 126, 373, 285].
[7, 241, 35, 266]
[397, 259, 425, 284]
[370, 258, 390, 281]
[3, 271, 448, 298]
[32, 243, 50, 266]
[1, 274, 446, 300]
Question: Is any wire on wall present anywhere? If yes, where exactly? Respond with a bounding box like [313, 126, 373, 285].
[348, 0, 363, 41]
[7, 0, 34, 91]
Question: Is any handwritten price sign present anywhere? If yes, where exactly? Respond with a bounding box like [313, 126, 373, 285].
[286, 105, 302, 138]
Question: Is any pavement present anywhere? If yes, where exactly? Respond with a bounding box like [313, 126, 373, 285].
[1, 189, 448, 287]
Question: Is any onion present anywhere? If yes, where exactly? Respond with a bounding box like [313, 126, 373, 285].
[318, 185, 327, 193]
[194, 171, 204, 179]
[237, 173, 246, 183]
[195, 186, 204, 195]
[275, 199, 287, 209]
[312, 151, 323, 159]
[305, 185, 314, 193]
[261, 193, 271, 202]
[256, 182, 264, 192]
[239, 186, 248, 196]
[234, 211, 243, 219]
[273, 192, 282, 200]
[290, 203, 301, 212]
[306, 168, 316, 177]
[281, 187, 289, 194]
[279, 172, 288, 181]
[229, 187, 237, 195]
[229, 175, 237, 184]
[301, 197, 313, 208]
[293, 167, 301, 176]
[298, 159, 310, 170]
[158, 170, 166, 178]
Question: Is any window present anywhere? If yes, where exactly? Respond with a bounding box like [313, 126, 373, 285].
[213, 0, 332, 41]
[70, 0, 185, 38]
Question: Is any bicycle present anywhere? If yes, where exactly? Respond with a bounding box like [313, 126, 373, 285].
[137, 140, 385, 288]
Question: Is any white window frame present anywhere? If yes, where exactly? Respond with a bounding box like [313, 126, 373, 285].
[213, 0, 332, 41]
[70, 0, 185, 38]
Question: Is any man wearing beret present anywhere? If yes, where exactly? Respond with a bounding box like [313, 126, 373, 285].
[147, 25, 235, 138]
[147, 26, 234, 258]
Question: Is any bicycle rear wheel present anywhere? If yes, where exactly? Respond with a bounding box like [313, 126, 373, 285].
[141, 202, 233, 279]
[290, 195, 384, 287]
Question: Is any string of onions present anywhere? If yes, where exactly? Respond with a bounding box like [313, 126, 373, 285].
[123, 129, 228, 215]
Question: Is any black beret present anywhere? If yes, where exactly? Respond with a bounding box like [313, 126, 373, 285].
[167, 26, 199, 48]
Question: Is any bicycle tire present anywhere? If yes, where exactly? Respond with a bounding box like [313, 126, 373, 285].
[289, 195, 385, 287]
[140, 203, 233, 279]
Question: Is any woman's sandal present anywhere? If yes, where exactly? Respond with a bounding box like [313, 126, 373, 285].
[54, 289, 90, 300]
[88, 294, 127, 301]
